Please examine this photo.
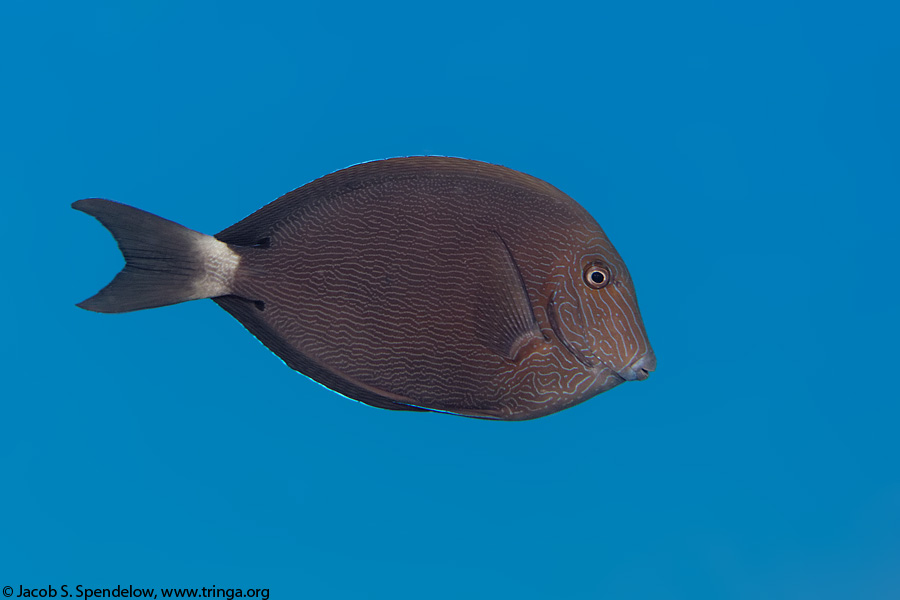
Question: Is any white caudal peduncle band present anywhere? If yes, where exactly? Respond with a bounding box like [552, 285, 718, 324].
[192, 235, 241, 300]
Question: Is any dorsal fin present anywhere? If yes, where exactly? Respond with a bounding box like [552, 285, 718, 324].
[215, 157, 569, 246]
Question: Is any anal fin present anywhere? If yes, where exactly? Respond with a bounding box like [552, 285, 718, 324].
[213, 295, 428, 413]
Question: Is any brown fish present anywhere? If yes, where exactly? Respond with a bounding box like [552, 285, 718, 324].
[74, 157, 655, 420]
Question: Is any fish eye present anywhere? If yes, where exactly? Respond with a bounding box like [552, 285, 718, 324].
[584, 264, 611, 289]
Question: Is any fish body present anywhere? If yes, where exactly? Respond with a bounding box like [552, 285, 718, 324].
[75, 157, 655, 420]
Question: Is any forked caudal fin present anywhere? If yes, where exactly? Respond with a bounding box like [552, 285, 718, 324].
[73, 198, 240, 313]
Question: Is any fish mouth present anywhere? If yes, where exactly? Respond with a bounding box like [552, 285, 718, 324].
[545, 288, 657, 383]
[617, 352, 656, 381]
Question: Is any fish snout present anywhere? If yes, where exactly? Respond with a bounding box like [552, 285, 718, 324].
[618, 351, 656, 381]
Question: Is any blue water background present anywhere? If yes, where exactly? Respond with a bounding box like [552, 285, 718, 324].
[2, 2, 898, 598]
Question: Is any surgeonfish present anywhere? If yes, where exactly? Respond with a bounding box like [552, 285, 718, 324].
[74, 157, 655, 420]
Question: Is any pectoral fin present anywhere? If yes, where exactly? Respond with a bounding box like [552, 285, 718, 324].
[474, 231, 545, 361]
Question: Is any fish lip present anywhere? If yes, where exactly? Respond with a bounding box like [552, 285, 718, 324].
[617, 353, 656, 382]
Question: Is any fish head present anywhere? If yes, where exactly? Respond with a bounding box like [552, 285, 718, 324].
[544, 236, 655, 385]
